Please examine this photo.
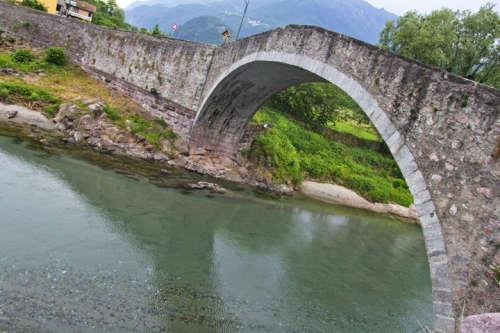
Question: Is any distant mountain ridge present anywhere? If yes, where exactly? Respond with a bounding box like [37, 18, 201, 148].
[125, 0, 397, 44]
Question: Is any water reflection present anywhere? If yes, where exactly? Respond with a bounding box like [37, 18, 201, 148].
[0, 136, 432, 332]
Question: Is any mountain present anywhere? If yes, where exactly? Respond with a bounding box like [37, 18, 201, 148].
[174, 16, 229, 45]
[125, 0, 397, 44]
[126, 0, 221, 10]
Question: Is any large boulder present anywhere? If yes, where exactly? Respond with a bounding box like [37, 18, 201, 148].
[54, 103, 81, 123]
[461, 313, 500, 333]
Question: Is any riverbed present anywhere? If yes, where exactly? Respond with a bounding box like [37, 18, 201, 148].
[0, 135, 433, 332]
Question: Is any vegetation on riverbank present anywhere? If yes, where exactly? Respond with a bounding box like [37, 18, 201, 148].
[0, 46, 175, 148]
[102, 104, 176, 148]
[248, 105, 412, 207]
[0, 81, 60, 115]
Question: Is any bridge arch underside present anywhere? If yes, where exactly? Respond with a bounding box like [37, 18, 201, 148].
[191, 53, 456, 332]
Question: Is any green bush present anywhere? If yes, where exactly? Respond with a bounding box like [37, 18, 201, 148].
[11, 49, 35, 63]
[252, 128, 303, 184]
[0, 51, 44, 72]
[44, 47, 67, 66]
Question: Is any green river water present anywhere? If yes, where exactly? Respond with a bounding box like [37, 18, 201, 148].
[0, 135, 433, 332]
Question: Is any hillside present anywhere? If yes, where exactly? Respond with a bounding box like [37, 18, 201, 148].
[174, 16, 229, 44]
[125, 0, 397, 44]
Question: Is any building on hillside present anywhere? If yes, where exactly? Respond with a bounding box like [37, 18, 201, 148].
[38, 0, 58, 14]
[56, 0, 96, 22]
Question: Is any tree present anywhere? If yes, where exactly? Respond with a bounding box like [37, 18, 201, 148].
[151, 24, 166, 37]
[87, 0, 134, 31]
[379, 3, 500, 88]
[268, 83, 367, 131]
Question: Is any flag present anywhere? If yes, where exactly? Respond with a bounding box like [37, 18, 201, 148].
[171, 23, 178, 31]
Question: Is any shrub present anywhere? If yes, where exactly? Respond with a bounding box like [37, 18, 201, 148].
[11, 49, 35, 63]
[44, 47, 67, 66]
[103, 104, 121, 121]
[252, 128, 303, 184]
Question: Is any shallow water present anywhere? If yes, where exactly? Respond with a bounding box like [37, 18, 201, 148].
[0, 135, 433, 332]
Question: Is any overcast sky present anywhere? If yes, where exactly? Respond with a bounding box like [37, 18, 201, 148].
[366, 0, 499, 15]
[117, 0, 500, 14]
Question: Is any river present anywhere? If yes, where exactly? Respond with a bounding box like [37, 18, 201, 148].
[0, 135, 433, 332]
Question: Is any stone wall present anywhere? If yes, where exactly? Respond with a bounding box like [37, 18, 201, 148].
[87, 69, 195, 138]
[0, 1, 212, 135]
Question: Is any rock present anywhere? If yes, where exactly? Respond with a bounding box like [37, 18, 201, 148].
[276, 184, 294, 195]
[153, 152, 167, 161]
[78, 114, 94, 130]
[461, 313, 500, 333]
[87, 137, 100, 147]
[300, 181, 419, 222]
[6, 110, 17, 119]
[160, 139, 173, 153]
[73, 131, 85, 143]
[431, 174, 442, 183]
[168, 156, 187, 168]
[135, 134, 146, 143]
[100, 139, 117, 153]
[189, 181, 227, 194]
[0, 103, 54, 130]
[88, 102, 104, 118]
[449, 204, 458, 216]
[55, 103, 81, 123]
[160, 169, 170, 175]
[476, 187, 492, 199]
[493, 250, 500, 267]
[113, 134, 129, 144]
[189, 146, 207, 155]
[63, 137, 76, 144]
[174, 137, 189, 155]
[55, 122, 67, 131]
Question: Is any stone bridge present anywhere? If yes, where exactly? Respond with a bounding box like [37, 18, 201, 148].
[1, 2, 499, 332]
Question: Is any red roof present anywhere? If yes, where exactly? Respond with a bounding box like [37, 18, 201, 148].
[75, 0, 96, 13]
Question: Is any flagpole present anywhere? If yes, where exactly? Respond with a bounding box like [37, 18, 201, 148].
[236, 0, 250, 40]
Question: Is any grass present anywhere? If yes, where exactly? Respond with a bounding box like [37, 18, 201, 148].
[249, 107, 413, 206]
[0, 81, 60, 116]
[0, 51, 69, 73]
[329, 119, 382, 142]
[103, 105, 176, 148]
[327, 107, 382, 142]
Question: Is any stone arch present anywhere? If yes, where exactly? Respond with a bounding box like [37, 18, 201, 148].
[191, 51, 455, 332]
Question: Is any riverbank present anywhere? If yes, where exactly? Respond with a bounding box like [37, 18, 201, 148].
[0, 104, 418, 223]
[300, 181, 418, 222]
